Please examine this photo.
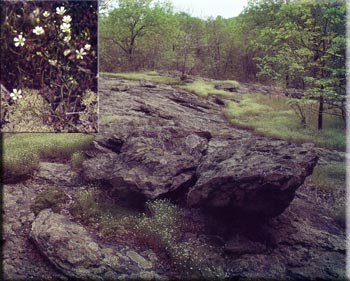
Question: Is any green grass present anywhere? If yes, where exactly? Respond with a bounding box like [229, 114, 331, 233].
[100, 71, 182, 85]
[224, 94, 346, 150]
[308, 162, 346, 228]
[309, 163, 346, 189]
[100, 115, 122, 125]
[181, 80, 239, 97]
[2, 133, 94, 182]
[70, 186, 136, 237]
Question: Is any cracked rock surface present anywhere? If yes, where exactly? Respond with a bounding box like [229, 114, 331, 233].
[30, 209, 162, 280]
[83, 76, 318, 217]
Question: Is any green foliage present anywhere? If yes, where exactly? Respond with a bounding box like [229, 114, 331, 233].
[99, 0, 174, 71]
[309, 163, 346, 190]
[287, 98, 316, 126]
[76, 89, 98, 132]
[308, 162, 346, 228]
[181, 80, 239, 97]
[2, 88, 53, 132]
[70, 193, 223, 278]
[333, 202, 346, 229]
[224, 93, 345, 150]
[249, 0, 346, 129]
[71, 151, 86, 170]
[30, 186, 68, 216]
[100, 115, 122, 125]
[2, 133, 94, 182]
[122, 199, 223, 278]
[70, 186, 136, 237]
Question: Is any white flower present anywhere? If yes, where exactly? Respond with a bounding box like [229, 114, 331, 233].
[43, 11, 50, 17]
[33, 9, 40, 16]
[10, 89, 23, 101]
[84, 44, 91, 51]
[62, 15, 72, 23]
[60, 23, 71, 33]
[48, 59, 57, 66]
[56, 6, 66, 15]
[63, 35, 71, 43]
[33, 26, 44, 35]
[76, 48, 87, 59]
[14, 34, 25, 47]
[64, 49, 71, 56]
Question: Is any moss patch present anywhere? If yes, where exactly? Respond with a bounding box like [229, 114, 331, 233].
[181, 80, 239, 97]
[100, 71, 182, 85]
[31, 186, 68, 216]
[2, 133, 94, 182]
[309, 163, 346, 190]
[100, 115, 122, 125]
[224, 93, 346, 150]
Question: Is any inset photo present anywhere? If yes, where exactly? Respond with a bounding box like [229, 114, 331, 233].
[1, 0, 98, 132]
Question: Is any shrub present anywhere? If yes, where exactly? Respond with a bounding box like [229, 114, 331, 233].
[70, 151, 85, 170]
[70, 186, 136, 237]
[181, 80, 239, 97]
[30, 186, 68, 215]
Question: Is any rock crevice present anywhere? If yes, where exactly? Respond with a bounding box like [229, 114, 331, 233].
[83, 76, 318, 217]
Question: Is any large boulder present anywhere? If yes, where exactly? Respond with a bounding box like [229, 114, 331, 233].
[187, 139, 318, 217]
[82, 76, 318, 218]
[83, 125, 208, 199]
[30, 209, 162, 280]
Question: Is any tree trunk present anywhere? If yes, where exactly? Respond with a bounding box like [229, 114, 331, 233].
[318, 95, 324, 130]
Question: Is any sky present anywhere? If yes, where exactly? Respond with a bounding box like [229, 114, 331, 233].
[170, 0, 248, 19]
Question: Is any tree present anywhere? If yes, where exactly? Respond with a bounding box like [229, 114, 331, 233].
[100, 0, 172, 70]
[249, 0, 346, 129]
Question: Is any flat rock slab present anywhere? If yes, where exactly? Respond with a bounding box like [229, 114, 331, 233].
[31, 209, 163, 280]
[35, 162, 81, 187]
[83, 76, 318, 217]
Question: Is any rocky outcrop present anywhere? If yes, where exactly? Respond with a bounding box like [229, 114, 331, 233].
[187, 140, 318, 217]
[35, 162, 82, 187]
[82, 76, 317, 217]
[223, 192, 346, 279]
[30, 209, 163, 280]
[21, 74, 345, 280]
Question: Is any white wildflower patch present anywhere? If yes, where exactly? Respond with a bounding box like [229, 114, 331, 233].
[76, 48, 87, 59]
[62, 15, 72, 23]
[43, 11, 50, 17]
[14, 34, 25, 47]
[48, 59, 57, 66]
[10, 89, 23, 101]
[64, 35, 71, 43]
[60, 23, 71, 33]
[33, 26, 44, 35]
[56, 6, 66, 16]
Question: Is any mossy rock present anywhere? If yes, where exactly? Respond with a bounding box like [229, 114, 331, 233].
[31, 186, 68, 216]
